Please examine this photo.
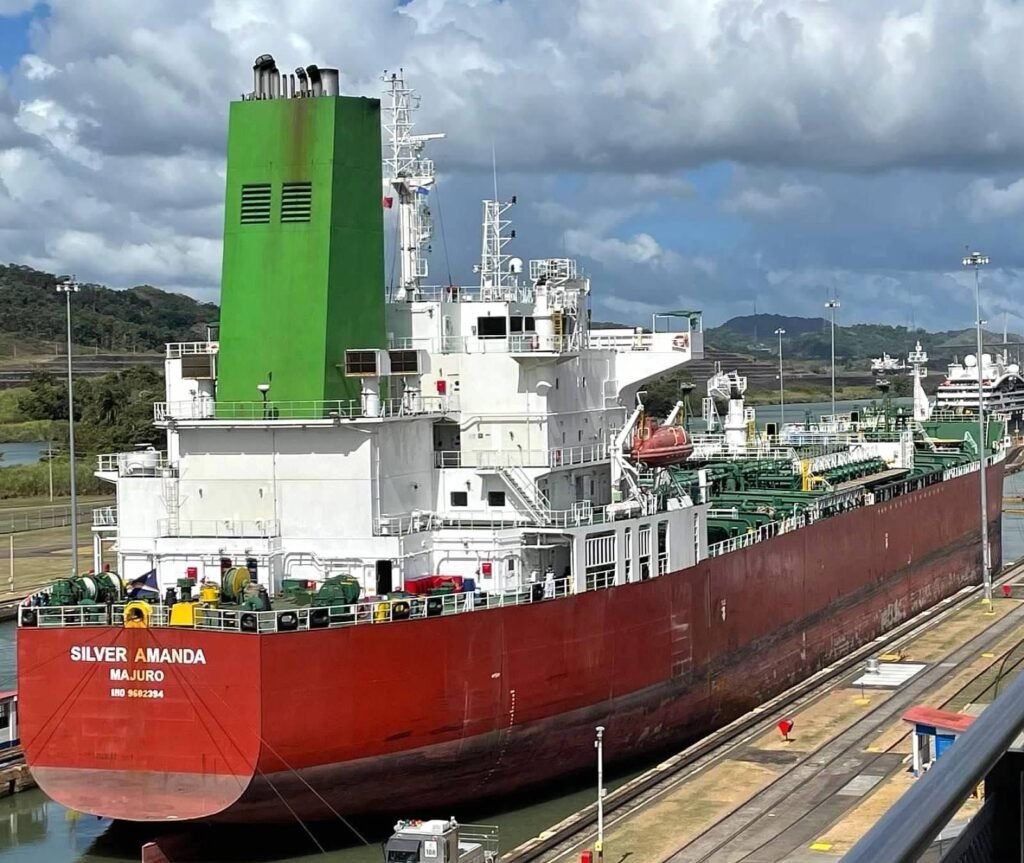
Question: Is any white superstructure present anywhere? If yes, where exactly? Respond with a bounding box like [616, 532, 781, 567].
[92, 76, 707, 601]
[935, 350, 1024, 418]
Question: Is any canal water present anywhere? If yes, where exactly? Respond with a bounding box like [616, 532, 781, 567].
[0, 443, 47, 468]
[0, 405, 1016, 863]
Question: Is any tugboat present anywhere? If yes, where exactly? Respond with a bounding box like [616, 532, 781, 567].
[385, 819, 498, 863]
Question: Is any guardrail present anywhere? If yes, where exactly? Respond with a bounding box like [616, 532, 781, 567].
[154, 396, 452, 422]
[707, 512, 810, 558]
[96, 451, 168, 476]
[28, 577, 576, 632]
[435, 443, 608, 469]
[377, 498, 645, 535]
[165, 342, 218, 358]
[92, 506, 116, 528]
[0, 503, 111, 535]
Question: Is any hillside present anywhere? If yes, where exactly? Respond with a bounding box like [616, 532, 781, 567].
[707, 314, 1020, 365]
[0, 264, 218, 355]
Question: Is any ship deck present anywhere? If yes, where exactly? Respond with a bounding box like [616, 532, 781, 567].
[507, 558, 1024, 863]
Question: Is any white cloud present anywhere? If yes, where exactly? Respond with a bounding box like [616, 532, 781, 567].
[962, 177, 1024, 221]
[565, 229, 683, 272]
[724, 181, 823, 216]
[0, 0, 1018, 328]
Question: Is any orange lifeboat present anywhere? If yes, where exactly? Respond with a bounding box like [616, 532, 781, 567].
[630, 418, 693, 467]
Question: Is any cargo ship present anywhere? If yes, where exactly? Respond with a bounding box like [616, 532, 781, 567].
[17, 56, 1005, 824]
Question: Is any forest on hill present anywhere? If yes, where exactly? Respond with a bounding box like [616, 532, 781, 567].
[0, 264, 217, 355]
[706, 313, 1019, 364]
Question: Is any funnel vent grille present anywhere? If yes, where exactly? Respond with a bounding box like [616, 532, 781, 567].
[281, 181, 312, 223]
[240, 184, 272, 224]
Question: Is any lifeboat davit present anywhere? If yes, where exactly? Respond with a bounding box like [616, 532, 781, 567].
[630, 419, 693, 467]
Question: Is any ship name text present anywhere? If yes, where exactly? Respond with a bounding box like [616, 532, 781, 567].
[70, 646, 207, 665]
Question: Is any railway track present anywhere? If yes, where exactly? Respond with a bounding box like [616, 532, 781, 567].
[660, 590, 1024, 862]
[505, 561, 1024, 863]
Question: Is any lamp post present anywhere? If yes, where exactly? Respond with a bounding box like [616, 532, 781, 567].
[595, 725, 605, 863]
[825, 300, 840, 418]
[257, 382, 271, 419]
[56, 276, 80, 577]
[775, 328, 786, 428]
[962, 251, 991, 609]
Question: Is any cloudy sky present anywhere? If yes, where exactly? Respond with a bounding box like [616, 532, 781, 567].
[0, 0, 1022, 330]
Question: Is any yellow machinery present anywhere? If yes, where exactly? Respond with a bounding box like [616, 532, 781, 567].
[169, 602, 197, 627]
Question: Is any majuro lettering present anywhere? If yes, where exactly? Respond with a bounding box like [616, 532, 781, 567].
[70, 645, 207, 665]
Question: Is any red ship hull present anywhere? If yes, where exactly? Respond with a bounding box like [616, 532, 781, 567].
[18, 464, 1003, 823]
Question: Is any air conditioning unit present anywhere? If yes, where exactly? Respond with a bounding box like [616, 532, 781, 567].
[343, 349, 391, 378]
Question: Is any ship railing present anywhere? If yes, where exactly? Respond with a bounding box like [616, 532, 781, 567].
[943, 459, 982, 481]
[389, 284, 538, 305]
[585, 568, 615, 591]
[156, 519, 281, 538]
[434, 443, 608, 469]
[686, 437, 797, 460]
[705, 512, 810, 558]
[28, 579, 576, 632]
[96, 450, 169, 477]
[376, 512, 438, 535]
[154, 396, 453, 423]
[92, 506, 117, 527]
[459, 824, 500, 860]
[381, 494, 657, 535]
[165, 341, 218, 358]
[432, 334, 575, 355]
[587, 331, 654, 351]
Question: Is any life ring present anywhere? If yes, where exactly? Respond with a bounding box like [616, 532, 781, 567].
[124, 600, 151, 628]
[672, 334, 689, 351]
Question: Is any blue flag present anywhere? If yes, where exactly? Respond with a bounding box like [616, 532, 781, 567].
[127, 569, 159, 599]
[415, 186, 430, 196]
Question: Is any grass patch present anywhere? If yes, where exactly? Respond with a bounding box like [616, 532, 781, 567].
[0, 459, 103, 499]
[0, 387, 26, 422]
[0, 419, 60, 443]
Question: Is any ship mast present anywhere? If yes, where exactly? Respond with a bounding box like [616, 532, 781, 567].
[908, 341, 930, 422]
[382, 70, 444, 301]
[477, 198, 519, 300]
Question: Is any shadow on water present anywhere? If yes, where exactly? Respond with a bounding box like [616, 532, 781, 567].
[58, 748, 675, 863]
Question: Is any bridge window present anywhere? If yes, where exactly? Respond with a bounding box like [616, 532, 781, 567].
[477, 317, 506, 338]
[450, 491, 468, 507]
[487, 491, 506, 507]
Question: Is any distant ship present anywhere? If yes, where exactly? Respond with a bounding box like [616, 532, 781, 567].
[17, 54, 1006, 825]
[870, 353, 906, 374]
[936, 351, 1024, 419]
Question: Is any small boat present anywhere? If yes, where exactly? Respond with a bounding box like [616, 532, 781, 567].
[385, 818, 498, 863]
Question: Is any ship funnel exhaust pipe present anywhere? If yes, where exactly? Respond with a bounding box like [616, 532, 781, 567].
[306, 64, 322, 97]
[295, 66, 308, 96]
[253, 54, 276, 99]
[320, 68, 339, 96]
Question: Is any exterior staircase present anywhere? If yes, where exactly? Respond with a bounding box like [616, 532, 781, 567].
[498, 465, 550, 523]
